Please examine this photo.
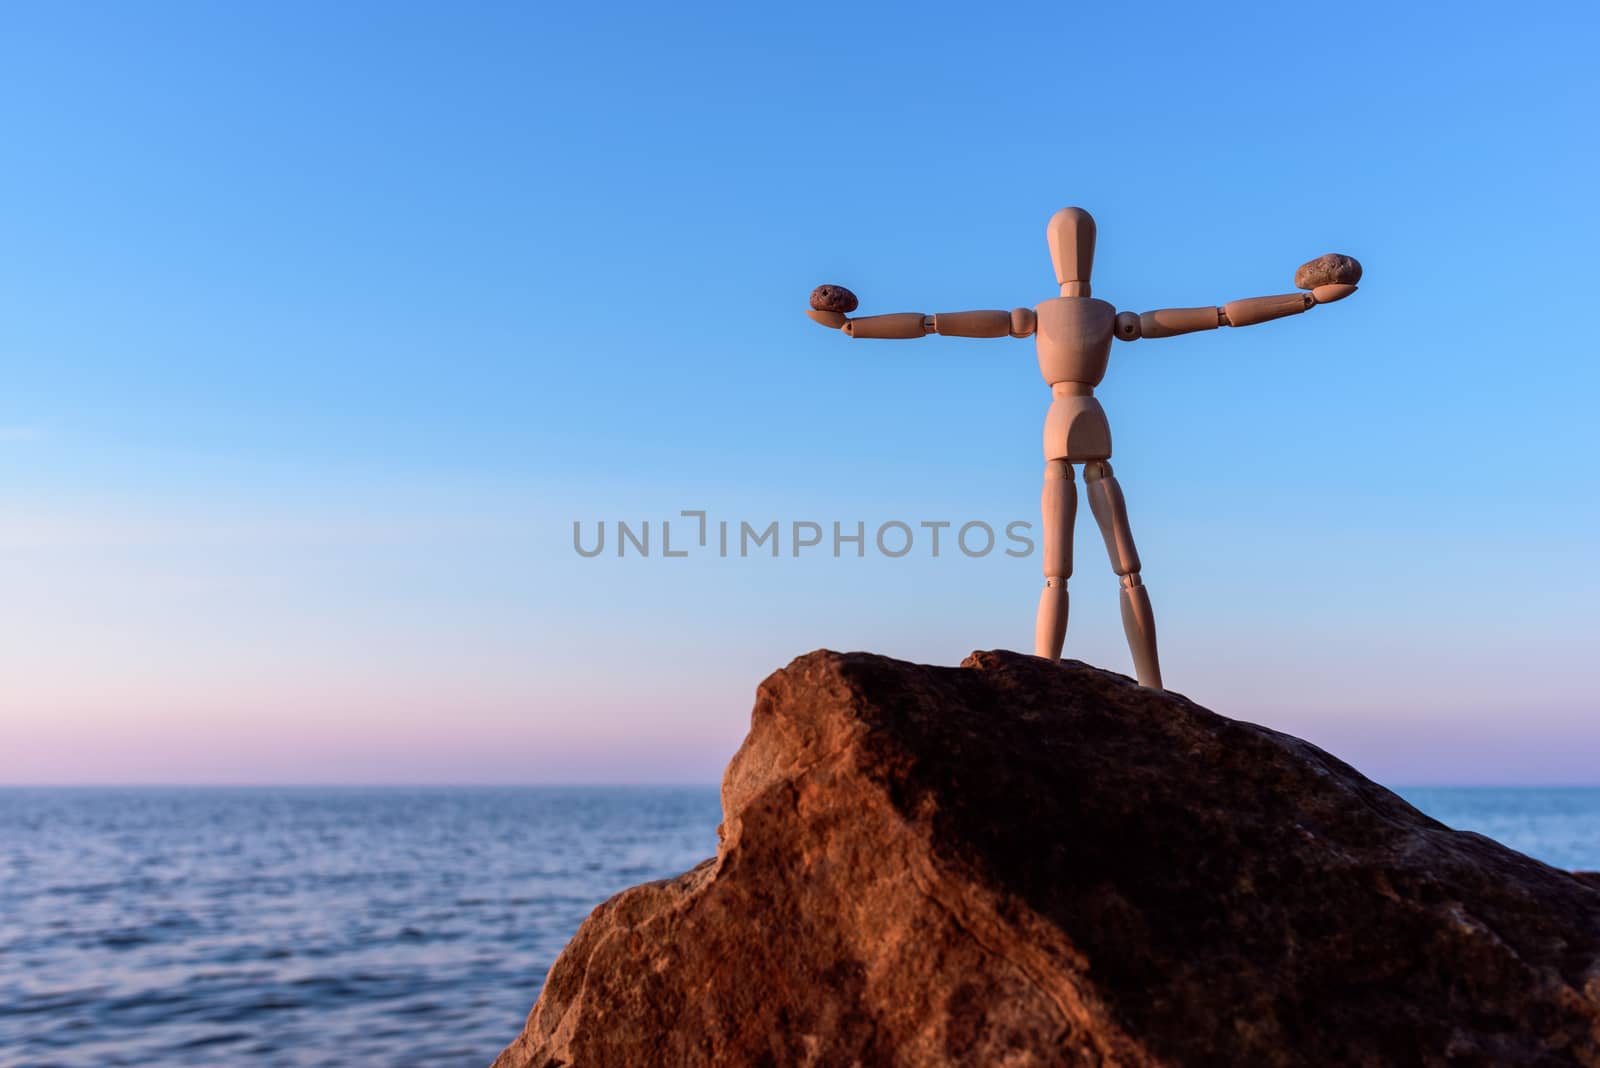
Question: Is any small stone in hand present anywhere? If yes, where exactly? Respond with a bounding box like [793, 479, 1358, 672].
[1294, 254, 1363, 290]
[810, 284, 859, 314]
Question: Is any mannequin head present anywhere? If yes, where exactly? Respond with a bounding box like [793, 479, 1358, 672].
[1046, 207, 1096, 297]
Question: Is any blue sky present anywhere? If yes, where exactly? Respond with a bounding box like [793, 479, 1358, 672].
[2, 1, 1597, 783]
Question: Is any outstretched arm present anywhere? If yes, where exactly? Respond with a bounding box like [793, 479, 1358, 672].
[806, 285, 1037, 340]
[1114, 254, 1361, 341]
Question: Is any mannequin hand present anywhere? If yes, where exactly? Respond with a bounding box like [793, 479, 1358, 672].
[1310, 284, 1358, 304]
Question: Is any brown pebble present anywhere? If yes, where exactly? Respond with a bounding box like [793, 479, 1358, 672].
[1295, 254, 1362, 290]
[810, 284, 859, 314]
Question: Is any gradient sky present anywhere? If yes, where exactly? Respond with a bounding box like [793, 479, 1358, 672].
[2, 2, 1597, 785]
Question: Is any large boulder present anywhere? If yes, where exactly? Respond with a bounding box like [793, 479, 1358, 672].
[494, 650, 1600, 1067]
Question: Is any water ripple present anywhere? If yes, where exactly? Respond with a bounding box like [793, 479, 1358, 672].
[0, 786, 720, 1067]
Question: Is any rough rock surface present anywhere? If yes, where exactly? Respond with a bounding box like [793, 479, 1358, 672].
[810, 283, 859, 313]
[494, 651, 1600, 1067]
[1295, 252, 1363, 289]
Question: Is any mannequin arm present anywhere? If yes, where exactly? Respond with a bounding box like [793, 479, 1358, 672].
[842, 309, 1021, 339]
[807, 285, 1036, 340]
[1119, 285, 1356, 341]
[1115, 253, 1362, 341]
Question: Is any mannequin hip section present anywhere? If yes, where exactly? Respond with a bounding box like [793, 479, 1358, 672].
[1043, 387, 1112, 461]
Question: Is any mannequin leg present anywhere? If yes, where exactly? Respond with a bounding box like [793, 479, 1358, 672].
[1033, 459, 1076, 659]
[1084, 461, 1163, 689]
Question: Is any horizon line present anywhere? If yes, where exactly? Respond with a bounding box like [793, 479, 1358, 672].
[4, 781, 1600, 790]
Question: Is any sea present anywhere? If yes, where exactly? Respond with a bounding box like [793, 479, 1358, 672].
[2, 786, 1597, 1067]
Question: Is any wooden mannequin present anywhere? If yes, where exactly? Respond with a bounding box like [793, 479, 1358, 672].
[808, 208, 1361, 689]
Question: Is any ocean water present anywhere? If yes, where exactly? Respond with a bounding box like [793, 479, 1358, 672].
[2, 785, 1596, 1067]
[1397, 787, 1600, 872]
[0, 788, 722, 1067]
